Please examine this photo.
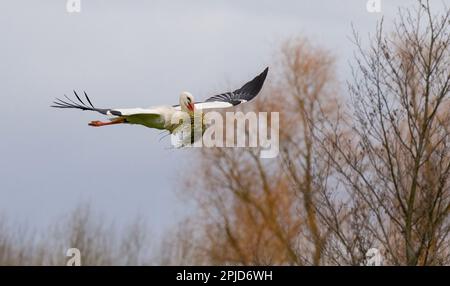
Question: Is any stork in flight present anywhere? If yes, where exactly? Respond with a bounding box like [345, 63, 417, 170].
[52, 67, 268, 139]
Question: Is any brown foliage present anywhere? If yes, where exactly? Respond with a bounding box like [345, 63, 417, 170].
[180, 1, 450, 266]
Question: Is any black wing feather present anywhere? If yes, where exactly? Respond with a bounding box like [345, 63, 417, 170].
[51, 91, 119, 115]
[84, 91, 95, 108]
[205, 67, 268, 105]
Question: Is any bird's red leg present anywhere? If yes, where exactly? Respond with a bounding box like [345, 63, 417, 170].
[89, 118, 125, 127]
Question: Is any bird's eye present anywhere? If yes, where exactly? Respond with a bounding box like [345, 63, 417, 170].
[187, 97, 191, 103]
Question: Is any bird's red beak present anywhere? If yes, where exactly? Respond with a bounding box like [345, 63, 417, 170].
[188, 102, 195, 112]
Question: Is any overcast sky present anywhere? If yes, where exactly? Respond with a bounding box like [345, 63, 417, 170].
[0, 0, 421, 239]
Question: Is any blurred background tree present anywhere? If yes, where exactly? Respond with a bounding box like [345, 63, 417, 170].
[177, 0, 450, 266]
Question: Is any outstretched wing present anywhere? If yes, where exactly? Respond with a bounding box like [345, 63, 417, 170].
[51, 91, 124, 116]
[51, 91, 159, 117]
[197, 67, 268, 110]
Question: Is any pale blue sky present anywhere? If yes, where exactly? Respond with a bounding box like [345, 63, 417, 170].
[0, 0, 419, 239]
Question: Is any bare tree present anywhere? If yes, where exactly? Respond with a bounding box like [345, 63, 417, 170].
[277, 39, 342, 265]
[180, 1, 449, 266]
[319, 1, 450, 265]
[182, 38, 340, 266]
[0, 216, 38, 265]
[0, 204, 153, 266]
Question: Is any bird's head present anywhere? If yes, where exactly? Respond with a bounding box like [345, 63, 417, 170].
[180, 91, 195, 113]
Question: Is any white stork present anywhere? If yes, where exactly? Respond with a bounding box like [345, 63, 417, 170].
[52, 67, 268, 141]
